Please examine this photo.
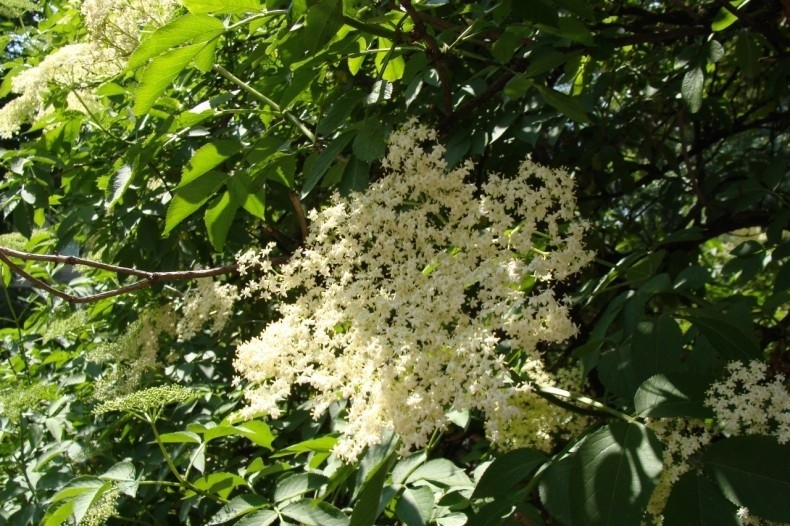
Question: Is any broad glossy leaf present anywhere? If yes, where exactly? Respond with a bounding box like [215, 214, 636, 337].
[392, 451, 428, 485]
[164, 170, 229, 234]
[634, 373, 714, 419]
[235, 509, 278, 526]
[158, 431, 202, 444]
[539, 455, 574, 526]
[301, 131, 354, 197]
[179, 140, 241, 187]
[192, 472, 247, 499]
[302, 0, 343, 55]
[350, 451, 396, 526]
[204, 190, 240, 251]
[233, 421, 275, 449]
[99, 461, 136, 482]
[472, 448, 546, 499]
[182, 0, 260, 14]
[128, 15, 224, 69]
[736, 32, 761, 78]
[340, 157, 370, 195]
[631, 316, 684, 382]
[274, 473, 328, 503]
[106, 164, 133, 210]
[681, 67, 704, 114]
[207, 494, 269, 525]
[280, 499, 349, 526]
[395, 486, 434, 526]
[662, 471, 739, 526]
[406, 459, 472, 488]
[536, 85, 590, 124]
[134, 42, 210, 115]
[703, 435, 790, 522]
[681, 308, 760, 361]
[352, 118, 386, 163]
[570, 422, 663, 526]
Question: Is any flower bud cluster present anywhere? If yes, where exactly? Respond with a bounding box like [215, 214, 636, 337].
[235, 121, 593, 460]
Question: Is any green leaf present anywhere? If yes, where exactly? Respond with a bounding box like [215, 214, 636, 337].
[233, 421, 275, 449]
[51, 477, 106, 503]
[235, 509, 278, 526]
[43, 501, 73, 526]
[158, 431, 203, 444]
[535, 85, 590, 124]
[711, 5, 738, 31]
[301, 131, 355, 197]
[280, 499, 349, 526]
[472, 448, 546, 499]
[182, 0, 260, 14]
[204, 190, 240, 251]
[164, 170, 229, 234]
[406, 459, 472, 488]
[100, 461, 136, 482]
[207, 494, 269, 525]
[180, 140, 241, 188]
[631, 316, 684, 382]
[128, 15, 225, 70]
[192, 472, 247, 499]
[570, 422, 663, 526]
[302, 0, 344, 55]
[395, 486, 434, 526]
[634, 373, 714, 419]
[272, 436, 338, 457]
[681, 67, 704, 114]
[350, 452, 396, 526]
[703, 436, 790, 522]
[539, 455, 574, 526]
[71, 481, 112, 524]
[662, 471, 739, 526]
[352, 118, 387, 163]
[340, 157, 370, 195]
[274, 473, 329, 503]
[381, 55, 405, 82]
[736, 32, 762, 78]
[134, 42, 214, 115]
[106, 164, 134, 210]
[681, 308, 760, 361]
[392, 451, 428, 485]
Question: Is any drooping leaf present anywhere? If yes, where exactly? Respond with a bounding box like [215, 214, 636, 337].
[349, 451, 396, 526]
[204, 190, 240, 251]
[106, 164, 134, 210]
[179, 140, 241, 188]
[570, 422, 663, 526]
[681, 67, 704, 113]
[395, 486, 434, 526]
[662, 470, 739, 526]
[164, 170, 229, 234]
[352, 118, 387, 163]
[274, 473, 329, 503]
[191, 472, 247, 500]
[301, 131, 355, 197]
[472, 448, 546, 499]
[128, 15, 225, 70]
[630, 316, 684, 382]
[703, 435, 790, 522]
[634, 373, 714, 419]
[280, 499, 349, 526]
[535, 85, 590, 124]
[207, 494, 269, 525]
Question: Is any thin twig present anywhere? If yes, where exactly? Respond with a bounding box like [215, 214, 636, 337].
[0, 246, 240, 304]
[289, 191, 309, 242]
[399, 0, 453, 115]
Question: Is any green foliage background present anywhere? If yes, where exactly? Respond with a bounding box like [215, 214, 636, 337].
[0, 0, 787, 524]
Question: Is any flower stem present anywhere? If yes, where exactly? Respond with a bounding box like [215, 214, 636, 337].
[534, 384, 637, 424]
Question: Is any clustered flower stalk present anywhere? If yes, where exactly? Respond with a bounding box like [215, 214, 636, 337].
[234, 121, 595, 460]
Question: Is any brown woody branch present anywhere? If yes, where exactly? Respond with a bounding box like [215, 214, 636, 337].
[0, 246, 240, 304]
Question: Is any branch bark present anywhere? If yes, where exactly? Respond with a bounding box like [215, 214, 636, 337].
[0, 246, 243, 304]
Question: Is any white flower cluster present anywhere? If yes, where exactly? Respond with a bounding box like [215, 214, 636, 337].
[706, 359, 789, 444]
[645, 359, 789, 524]
[0, 0, 177, 138]
[176, 278, 238, 341]
[235, 121, 593, 460]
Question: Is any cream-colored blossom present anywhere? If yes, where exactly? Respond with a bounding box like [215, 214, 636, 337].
[81, 0, 179, 53]
[176, 278, 238, 341]
[235, 121, 594, 460]
[705, 359, 789, 443]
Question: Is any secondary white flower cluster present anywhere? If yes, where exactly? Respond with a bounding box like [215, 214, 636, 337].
[235, 121, 593, 460]
[645, 359, 789, 524]
[706, 359, 789, 444]
[0, 0, 177, 138]
[176, 278, 238, 341]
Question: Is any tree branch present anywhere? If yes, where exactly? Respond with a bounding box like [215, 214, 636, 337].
[0, 246, 241, 304]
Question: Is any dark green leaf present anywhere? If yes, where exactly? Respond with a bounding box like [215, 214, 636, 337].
[180, 140, 241, 187]
[570, 422, 663, 526]
[207, 494, 269, 525]
[472, 448, 546, 499]
[301, 131, 354, 197]
[703, 436, 790, 522]
[204, 190, 240, 251]
[395, 486, 434, 526]
[192, 472, 247, 500]
[662, 471, 739, 526]
[631, 316, 684, 382]
[349, 452, 396, 526]
[274, 473, 328, 503]
[634, 373, 714, 418]
[280, 499, 349, 526]
[164, 170, 229, 234]
[352, 118, 387, 163]
[535, 85, 590, 124]
[681, 308, 760, 361]
[736, 32, 762, 78]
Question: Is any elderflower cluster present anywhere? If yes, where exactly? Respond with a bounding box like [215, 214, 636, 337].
[175, 278, 238, 341]
[705, 359, 789, 443]
[0, 0, 177, 138]
[80, 487, 120, 526]
[0, 0, 36, 17]
[235, 121, 594, 460]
